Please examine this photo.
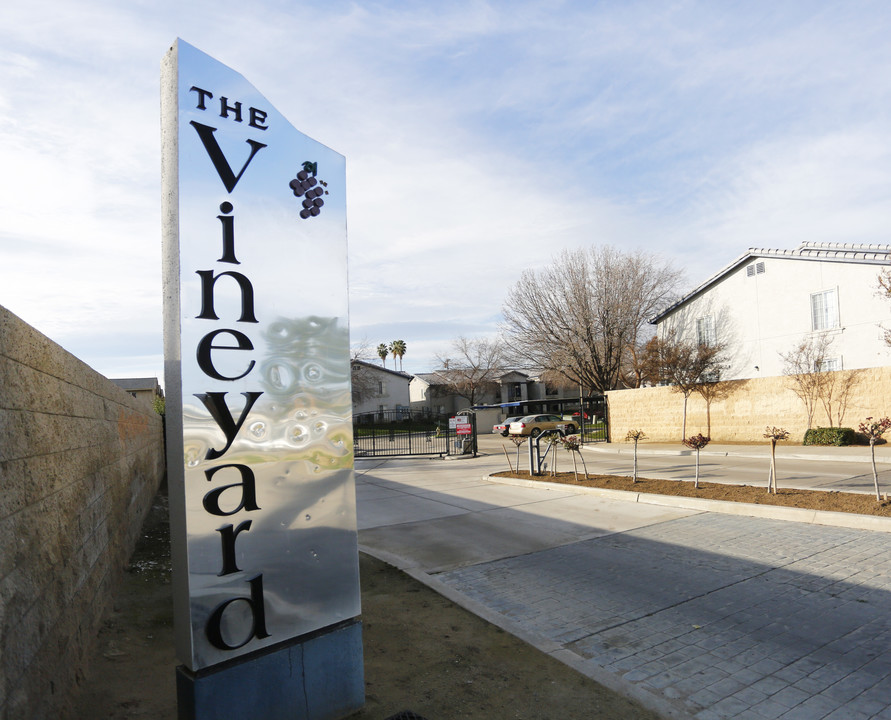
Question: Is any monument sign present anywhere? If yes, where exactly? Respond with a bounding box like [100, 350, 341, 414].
[161, 39, 362, 719]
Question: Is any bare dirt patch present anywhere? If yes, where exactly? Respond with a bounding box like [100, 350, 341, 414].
[492, 470, 891, 517]
[351, 553, 659, 720]
[69, 484, 659, 720]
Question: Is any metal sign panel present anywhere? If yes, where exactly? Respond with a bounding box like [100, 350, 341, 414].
[161, 39, 360, 671]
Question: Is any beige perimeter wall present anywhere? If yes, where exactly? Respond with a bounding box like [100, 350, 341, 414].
[607, 367, 891, 443]
[0, 305, 165, 720]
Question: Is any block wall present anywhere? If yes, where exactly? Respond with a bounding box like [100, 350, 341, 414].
[0, 305, 165, 720]
[607, 367, 891, 443]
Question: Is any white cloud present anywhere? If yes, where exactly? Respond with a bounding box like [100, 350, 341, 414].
[679, 127, 891, 261]
[2, 0, 891, 380]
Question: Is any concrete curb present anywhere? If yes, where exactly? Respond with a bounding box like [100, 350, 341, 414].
[484, 474, 891, 533]
[356, 543, 695, 720]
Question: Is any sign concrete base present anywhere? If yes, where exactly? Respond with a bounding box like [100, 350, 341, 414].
[176, 619, 363, 720]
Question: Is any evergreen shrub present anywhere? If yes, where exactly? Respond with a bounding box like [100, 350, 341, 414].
[803, 427, 858, 446]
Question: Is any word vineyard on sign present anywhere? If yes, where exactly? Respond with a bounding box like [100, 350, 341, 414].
[161, 38, 361, 690]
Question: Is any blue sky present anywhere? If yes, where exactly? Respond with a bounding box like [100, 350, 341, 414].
[3, 1, 891, 380]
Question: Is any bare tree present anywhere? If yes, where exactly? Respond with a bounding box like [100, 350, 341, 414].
[879, 267, 891, 346]
[682, 433, 709, 488]
[536, 367, 580, 394]
[434, 336, 506, 406]
[501, 246, 682, 394]
[634, 336, 670, 387]
[349, 338, 377, 406]
[643, 335, 726, 439]
[695, 379, 743, 439]
[820, 369, 863, 427]
[620, 336, 661, 388]
[350, 361, 375, 407]
[625, 429, 647, 482]
[859, 416, 891, 501]
[509, 435, 527, 473]
[351, 336, 374, 362]
[764, 427, 790, 494]
[780, 335, 829, 429]
[780, 335, 862, 428]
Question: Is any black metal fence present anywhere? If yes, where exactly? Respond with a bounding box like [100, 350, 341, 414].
[353, 409, 470, 457]
[496, 396, 608, 443]
[571, 396, 608, 443]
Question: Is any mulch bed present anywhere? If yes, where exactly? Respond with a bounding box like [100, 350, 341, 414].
[491, 471, 891, 517]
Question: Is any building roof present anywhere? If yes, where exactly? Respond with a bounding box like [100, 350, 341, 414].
[650, 241, 891, 324]
[110, 377, 161, 392]
[351, 358, 413, 380]
[411, 372, 439, 385]
[497, 369, 531, 381]
[412, 368, 541, 386]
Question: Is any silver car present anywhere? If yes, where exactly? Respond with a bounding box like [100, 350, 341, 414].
[493, 416, 524, 436]
[508, 414, 576, 437]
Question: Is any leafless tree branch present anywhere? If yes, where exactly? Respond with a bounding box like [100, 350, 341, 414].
[434, 336, 507, 406]
[501, 246, 683, 394]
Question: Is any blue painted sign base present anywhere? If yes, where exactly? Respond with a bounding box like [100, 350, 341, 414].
[176, 620, 364, 720]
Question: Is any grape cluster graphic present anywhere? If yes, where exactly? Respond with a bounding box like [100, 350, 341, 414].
[289, 167, 328, 219]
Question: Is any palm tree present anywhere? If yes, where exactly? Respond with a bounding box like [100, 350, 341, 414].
[390, 340, 407, 371]
[377, 343, 388, 367]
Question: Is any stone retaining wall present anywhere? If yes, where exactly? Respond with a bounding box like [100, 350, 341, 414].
[607, 367, 891, 443]
[0, 305, 165, 720]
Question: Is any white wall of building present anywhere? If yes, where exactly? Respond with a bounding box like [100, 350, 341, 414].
[658, 256, 891, 379]
[352, 362, 411, 415]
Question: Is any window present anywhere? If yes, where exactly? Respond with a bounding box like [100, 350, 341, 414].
[696, 315, 716, 346]
[810, 289, 839, 331]
[815, 357, 841, 372]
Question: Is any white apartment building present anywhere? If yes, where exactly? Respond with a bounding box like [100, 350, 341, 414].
[650, 242, 891, 379]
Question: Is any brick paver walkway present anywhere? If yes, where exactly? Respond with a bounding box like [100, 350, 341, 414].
[436, 513, 891, 720]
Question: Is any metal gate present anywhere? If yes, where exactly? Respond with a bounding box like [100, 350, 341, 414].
[580, 395, 608, 443]
[352, 410, 470, 457]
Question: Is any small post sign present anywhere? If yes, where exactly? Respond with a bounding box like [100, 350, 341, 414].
[161, 40, 362, 719]
[455, 418, 472, 435]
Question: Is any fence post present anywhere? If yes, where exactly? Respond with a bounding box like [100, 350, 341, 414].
[471, 414, 478, 457]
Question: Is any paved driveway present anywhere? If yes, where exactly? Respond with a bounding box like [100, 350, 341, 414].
[356, 448, 891, 720]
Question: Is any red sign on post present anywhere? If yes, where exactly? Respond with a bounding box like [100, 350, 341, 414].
[451, 416, 472, 435]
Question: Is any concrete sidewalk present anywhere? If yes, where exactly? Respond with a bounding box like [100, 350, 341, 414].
[356, 447, 891, 720]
